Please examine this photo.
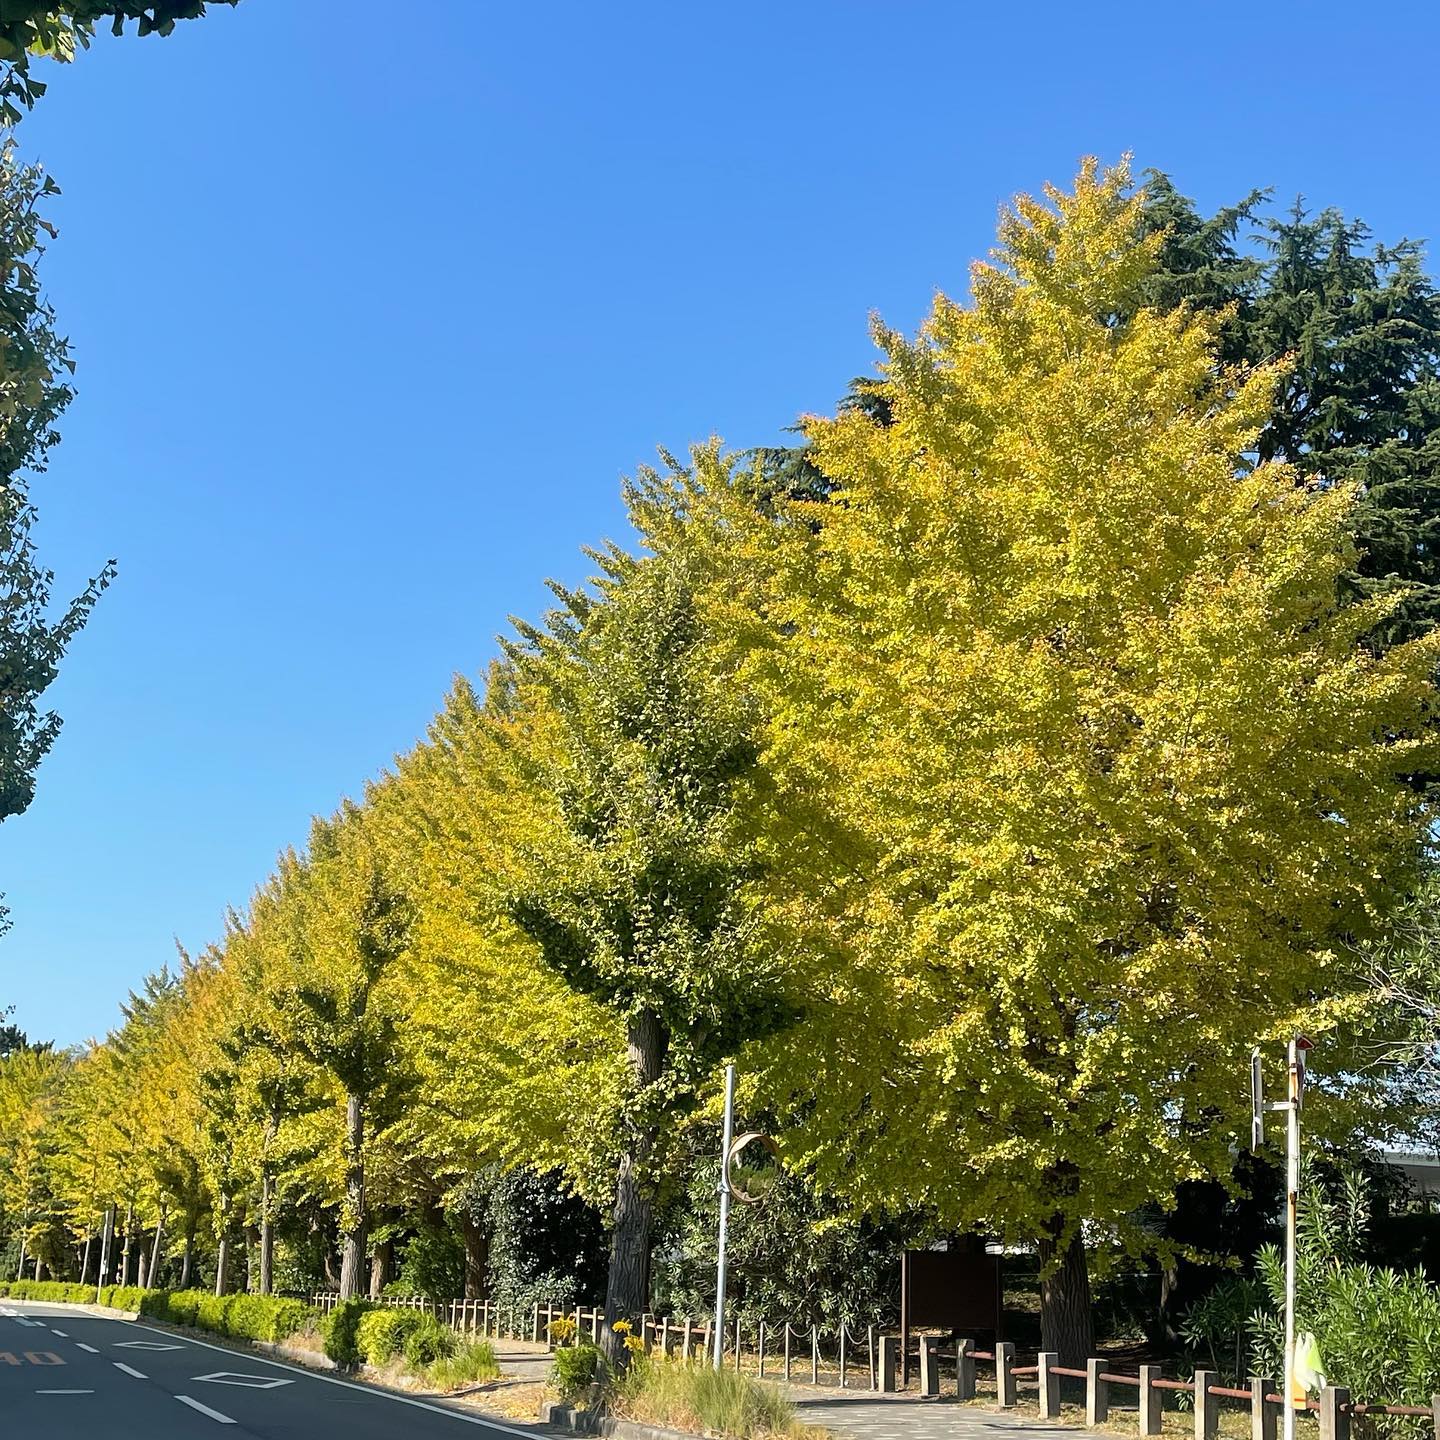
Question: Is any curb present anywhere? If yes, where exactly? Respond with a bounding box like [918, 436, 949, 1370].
[542, 1400, 702, 1440]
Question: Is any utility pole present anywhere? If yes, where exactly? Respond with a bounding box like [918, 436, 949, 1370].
[1252, 1038, 1309, 1440]
[713, 1062, 736, 1370]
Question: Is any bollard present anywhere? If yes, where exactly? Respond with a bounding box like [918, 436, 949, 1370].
[1088, 1358, 1110, 1427]
[920, 1336, 941, 1398]
[957, 1338, 976, 1401]
[1139, 1365, 1163, 1437]
[878, 1336, 900, 1393]
[1319, 1386, 1350, 1440]
[1251, 1377, 1277, 1440]
[1038, 1353, 1060, 1420]
[1194, 1369, 1219, 1440]
[997, 1342, 1017, 1409]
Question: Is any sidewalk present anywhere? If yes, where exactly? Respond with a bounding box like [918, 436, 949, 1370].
[787, 1389, 1076, 1440]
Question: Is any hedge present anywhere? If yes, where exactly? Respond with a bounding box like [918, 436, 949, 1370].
[0, 1281, 316, 1344]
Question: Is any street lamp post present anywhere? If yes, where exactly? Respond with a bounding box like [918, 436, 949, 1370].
[713, 1063, 736, 1370]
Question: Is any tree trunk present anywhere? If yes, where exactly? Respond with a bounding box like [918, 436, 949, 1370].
[260, 1172, 275, 1296]
[601, 1010, 665, 1368]
[1038, 1222, 1094, 1365]
[338, 1092, 366, 1300]
[121, 1201, 135, 1287]
[215, 1194, 232, 1297]
[96, 1205, 114, 1296]
[244, 1224, 261, 1293]
[462, 1213, 489, 1300]
[137, 1247, 148, 1290]
[149, 1208, 167, 1293]
[215, 1233, 231, 1297]
[180, 1216, 196, 1290]
[14, 1224, 26, 1282]
[369, 1233, 393, 1299]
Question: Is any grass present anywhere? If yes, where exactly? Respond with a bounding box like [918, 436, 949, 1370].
[612, 1352, 825, 1440]
[424, 1340, 501, 1391]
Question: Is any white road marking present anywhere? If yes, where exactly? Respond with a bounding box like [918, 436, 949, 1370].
[113, 1361, 148, 1379]
[115, 1340, 184, 1351]
[36, 1388, 94, 1394]
[50, 1329, 68, 1337]
[129, 1318, 548, 1434]
[193, 1370, 292, 1389]
[175, 1394, 236, 1424]
[76, 1343, 98, 1354]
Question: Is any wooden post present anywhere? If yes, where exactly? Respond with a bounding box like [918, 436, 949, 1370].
[1194, 1369, 1219, 1440]
[868, 1326, 876, 1390]
[878, 1335, 899, 1393]
[784, 1324, 791, 1381]
[1038, 1352, 1060, 1420]
[840, 1326, 848, 1388]
[1140, 1364, 1163, 1436]
[758, 1320, 765, 1378]
[1431, 1395, 1440, 1440]
[811, 1325, 818, 1385]
[734, 1314, 742, 1371]
[957, 1338, 976, 1401]
[682, 1316, 692, 1362]
[1251, 1377, 1277, 1440]
[920, 1336, 941, 1398]
[1088, 1358, 1110, 1426]
[1319, 1387, 1350, 1440]
[997, 1341, 1017, 1408]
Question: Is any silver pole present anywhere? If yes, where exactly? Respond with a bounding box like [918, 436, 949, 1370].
[713, 1062, 736, 1370]
[1282, 1039, 1300, 1440]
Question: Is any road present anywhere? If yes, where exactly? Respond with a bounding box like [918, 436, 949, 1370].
[0, 1300, 553, 1439]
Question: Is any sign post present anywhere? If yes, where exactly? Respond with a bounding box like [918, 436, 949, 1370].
[1252, 1039, 1309, 1440]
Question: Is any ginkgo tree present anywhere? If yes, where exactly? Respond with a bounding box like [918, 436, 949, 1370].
[667, 158, 1440, 1362]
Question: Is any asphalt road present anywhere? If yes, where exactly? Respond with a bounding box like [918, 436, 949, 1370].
[0, 1300, 552, 1439]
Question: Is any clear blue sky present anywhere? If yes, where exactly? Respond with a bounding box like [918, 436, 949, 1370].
[4, 1, 1438, 1046]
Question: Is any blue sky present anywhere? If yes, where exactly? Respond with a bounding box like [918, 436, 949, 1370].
[4, 1, 1438, 1046]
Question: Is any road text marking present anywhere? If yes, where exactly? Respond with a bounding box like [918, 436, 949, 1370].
[131, 1318, 546, 1435]
[114, 1361, 147, 1379]
[176, 1394, 236, 1424]
[24, 1352, 64, 1365]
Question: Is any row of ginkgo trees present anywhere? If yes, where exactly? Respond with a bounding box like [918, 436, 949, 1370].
[3, 159, 1438, 1367]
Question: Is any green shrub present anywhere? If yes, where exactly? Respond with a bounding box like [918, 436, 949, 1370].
[222, 1293, 314, 1343]
[157, 1289, 206, 1326]
[402, 1315, 456, 1368]
[356, 1307, 425, 1365]
[321, 1297, 375, 1369]
[0, 1281, 93, 1304]
[551, 1342, 602, 1402]
[426, 1338, 499, 1390]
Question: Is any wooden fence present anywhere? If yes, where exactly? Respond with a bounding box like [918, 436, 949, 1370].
[308, 1297, 1439, 1434]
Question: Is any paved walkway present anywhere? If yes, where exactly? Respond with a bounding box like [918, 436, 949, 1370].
[788, 1390, 1077, 1440]
[494, 1338, 555, 1383]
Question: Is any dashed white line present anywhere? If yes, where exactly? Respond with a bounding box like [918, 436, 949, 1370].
[113, 1361, 148, 1379]
[50, 1328, 68, 1337]
[76, 1343, 98, 1354]
[37, 1388, 94, 1394]
[175, 1394, 236, 1424]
